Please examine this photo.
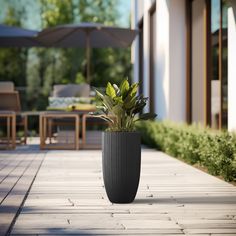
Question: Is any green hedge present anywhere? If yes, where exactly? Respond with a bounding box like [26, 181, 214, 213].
[136, 121, 236, 182]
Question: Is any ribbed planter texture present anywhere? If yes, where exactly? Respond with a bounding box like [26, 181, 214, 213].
[102, 131, 141, 203]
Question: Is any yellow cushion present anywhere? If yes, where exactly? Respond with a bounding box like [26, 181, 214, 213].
[68, 103, 96, 111]
[47, 107, 67, 111]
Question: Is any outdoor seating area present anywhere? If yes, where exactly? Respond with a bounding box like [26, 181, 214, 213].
[0, 20, 137, 151]
[0, 81, 109, 150]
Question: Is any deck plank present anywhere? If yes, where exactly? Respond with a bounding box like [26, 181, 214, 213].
[0, 148, 45, 236]
[0, 143, 236, 235]
[8, 148, 236, 235]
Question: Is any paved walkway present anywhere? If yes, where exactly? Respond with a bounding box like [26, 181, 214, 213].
[0, 146, 236, 235]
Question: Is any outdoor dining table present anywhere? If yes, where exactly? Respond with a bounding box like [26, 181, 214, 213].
[39, 109, 97, 150]
[39, 111, 80, 150]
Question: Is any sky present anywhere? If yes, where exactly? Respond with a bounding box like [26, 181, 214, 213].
[119, 0, 131, 27]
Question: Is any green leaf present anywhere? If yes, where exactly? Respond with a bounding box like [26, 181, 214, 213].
[137, 113, 157, 121]
[90, 114, 114, 124]
[99, 115, 114, 124]
[96, 106, 108, 115]
[123, 85, 138, 106]
[103, 95, 114, 111]
[112, 104, 123, 115]
[95, 89, 104, 100]
[113, 84, 120, 96]
[120, 79, 130, 98]
[106, 82, 116, 98]
[133, 96, 148, 114]
[124, 96, 136, 109]
[129, 83, 139, 97]
[89, 110, 104, 116]
[114, 96, 123, 104]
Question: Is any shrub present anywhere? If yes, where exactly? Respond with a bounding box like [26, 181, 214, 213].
[136, 121, 236, 182]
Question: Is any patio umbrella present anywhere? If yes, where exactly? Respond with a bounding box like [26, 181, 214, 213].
[37, 22, 138, 83]
[0, 24, 39, 47]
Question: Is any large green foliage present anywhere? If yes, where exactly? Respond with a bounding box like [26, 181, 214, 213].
[136, 121, 236, 182]
[0, 6, 28, 87]
[94, 79, 156, 131]
[0, 0, 131, 112]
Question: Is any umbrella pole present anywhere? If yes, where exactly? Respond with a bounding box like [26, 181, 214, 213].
[86, 32, 90, 84]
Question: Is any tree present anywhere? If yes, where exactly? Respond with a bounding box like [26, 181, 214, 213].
[0, 6, 28, 87]
[0, 0, 132, 112]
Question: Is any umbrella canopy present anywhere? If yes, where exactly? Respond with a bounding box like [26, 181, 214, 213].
[0, 24, 39, 47]
[37, 22, 138, 83]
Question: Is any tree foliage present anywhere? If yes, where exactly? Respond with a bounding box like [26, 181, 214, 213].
[0, 0, 132, 112]
[0, 6, 28, 87]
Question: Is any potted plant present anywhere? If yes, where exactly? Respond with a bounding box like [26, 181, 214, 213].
[93, 79, 156, 203]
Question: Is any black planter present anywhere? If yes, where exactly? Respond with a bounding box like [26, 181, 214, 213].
[102, 131, 141, 203]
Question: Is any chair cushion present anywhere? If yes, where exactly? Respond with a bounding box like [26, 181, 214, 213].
[0, 92, 21, 112]
[53, 83, 90, 97]
[48, 97, 93, 110]
[68, 103, 96, 111]
[0, 81, 14, 92]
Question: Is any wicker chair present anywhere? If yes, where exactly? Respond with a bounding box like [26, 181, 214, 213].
[0, 82, 27, 144]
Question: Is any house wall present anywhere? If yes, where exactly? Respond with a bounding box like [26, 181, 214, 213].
[131, 0, 139, 85]
[169, 0, 186, 122]
[142, 0, 152, 113]
[132, 0, 235, 131]
[155, 0, 170, 119]
[132, 0, 186, 121]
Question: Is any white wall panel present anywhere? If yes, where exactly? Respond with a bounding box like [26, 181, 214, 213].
[132, 0, 187, 121]
[155, 0, 170, 119]
[169, 0, 186, 122]
[142, 0, 152, 112]
[131, 0, 139, 84]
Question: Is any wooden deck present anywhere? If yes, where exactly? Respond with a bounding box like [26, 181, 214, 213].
[0, 144, 45, 235]
[0, 143, 236, 235]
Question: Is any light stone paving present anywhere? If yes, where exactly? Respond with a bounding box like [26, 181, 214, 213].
[1, 144, 236, 235]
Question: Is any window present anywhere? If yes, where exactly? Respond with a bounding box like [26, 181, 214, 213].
[187, 0, 229, 129]
[210, 0, 228, 129]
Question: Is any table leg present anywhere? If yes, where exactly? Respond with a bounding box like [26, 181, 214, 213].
[43, 116, 47, 147]
[23, 115, 28, 144]
[82, 115, 86, 149]
[75, 115, 79, 150]
[7, 116, 10, 147]
[48, 118, 52, 144]
[40, 115, 44, 149]
[12, 114, 16, 149]
[39, 115, 42, 149]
